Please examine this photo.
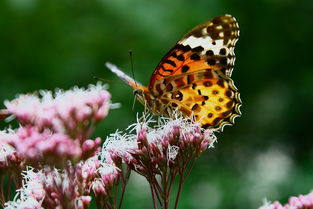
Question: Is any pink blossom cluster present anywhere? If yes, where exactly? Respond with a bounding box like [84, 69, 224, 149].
[4, 168, 44, 209]
[0, 130, 22, 171]
[105, 115, 216, 174]
[2, 83, 110, 166]
[4, 83, 110, 136]
[0, 130, 24, 205]
[75, 155, 126, 206]
[260, 192, 313, 209]
[4, 156, 125, 209]
[103, 115, 217, 209]
[0, 83, 114, 208]
[40, 166, 93, 209]
[0, 81, 219, 209]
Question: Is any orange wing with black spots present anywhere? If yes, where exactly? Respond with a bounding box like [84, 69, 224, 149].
[148, 15, 241, 131]
[107, 15, 241, 131]
[153, 69, 241, 130]
[149, 15, 239, 90]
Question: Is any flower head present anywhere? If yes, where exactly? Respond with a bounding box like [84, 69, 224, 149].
[5, 82, 111, 137]
[103, 113, 217, 174]
[3, 83, 111, 166]
[260, 191, 313, 209]
[4, 167, 44, 209]
[9, 126, 83, 166]
[1, 83, 115, 208]
[0, 130, 22, 171]
[99, 113, 217, 209]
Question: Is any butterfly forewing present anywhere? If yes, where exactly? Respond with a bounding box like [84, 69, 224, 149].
[148, 15, 241, 131]
[149, 15, 239, 90]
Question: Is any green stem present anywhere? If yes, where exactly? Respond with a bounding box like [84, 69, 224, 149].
[173, 174, 184, 209]
[149, 183, 158, 209]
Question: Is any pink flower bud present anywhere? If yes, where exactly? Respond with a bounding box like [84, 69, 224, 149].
[50, 192, 59, 199]
[76, 195, 91, 209]
[92, 180, 106, 196]
[137, 128, 148, 149]
[200, 140, 209, 151]
[82, 138, 101, 158]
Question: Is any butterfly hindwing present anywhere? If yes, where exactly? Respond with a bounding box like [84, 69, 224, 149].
[150, 69, 241, 130]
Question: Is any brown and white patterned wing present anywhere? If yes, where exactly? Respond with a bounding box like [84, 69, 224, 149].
[149, 15, 239, 91]
[148, 15, 241, 130]
[154, 70, 241, 130]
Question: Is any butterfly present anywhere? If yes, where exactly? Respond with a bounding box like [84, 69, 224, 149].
[107, 15, 241, 131]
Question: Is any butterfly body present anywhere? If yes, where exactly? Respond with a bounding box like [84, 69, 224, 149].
[107, 15, 241, 131]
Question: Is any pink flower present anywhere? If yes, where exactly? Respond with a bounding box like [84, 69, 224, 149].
[21, 168, 46, 201]
[101, 113, 217, 209]
[89, 163, 121, 197]
[260, 191, 313, 209]
[4, 168, 45, 209]
[98, 163, 120, 186]
[4, 83, 111, 137]
[90, 161, 128, 208]
[4, 126, 82, 166]
[2, 83, 111, 166]
[4, 196, 43, 209]
[0, 130, 23, 171]
[90, 178, 106, 196]
[1, 83, 116, 208]
[41, 166, 92, 209]
[75, 196, 92, 209]
[81, 138, 102, 160]
[105, 114, 216, 173]
[88, 147, 131, 208]
[101, 131, 137, 166]
[79, 155, 100, 181]
[5, 156, 103, 209]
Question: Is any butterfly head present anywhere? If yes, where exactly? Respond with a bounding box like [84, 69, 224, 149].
[133, 87, 158, 114]
[133, 88, 146, 104]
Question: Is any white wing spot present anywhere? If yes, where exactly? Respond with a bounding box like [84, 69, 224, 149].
[201, 28, 207, 35]
[216, 25, 222, 30]
[181, 36, 225, 56]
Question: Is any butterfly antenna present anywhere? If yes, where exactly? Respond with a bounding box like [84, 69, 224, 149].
[93, 76, 128, 85]
[129, 50, 139, 113]
[129, 50, 138, 88]
[94, 76, 112, 83]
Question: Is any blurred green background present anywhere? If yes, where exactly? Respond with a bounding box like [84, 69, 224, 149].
[1, 0, 313, 208]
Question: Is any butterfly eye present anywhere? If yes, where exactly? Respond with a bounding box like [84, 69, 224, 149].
[133, 90, 139, 95]
[133, 89, 143, 96]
